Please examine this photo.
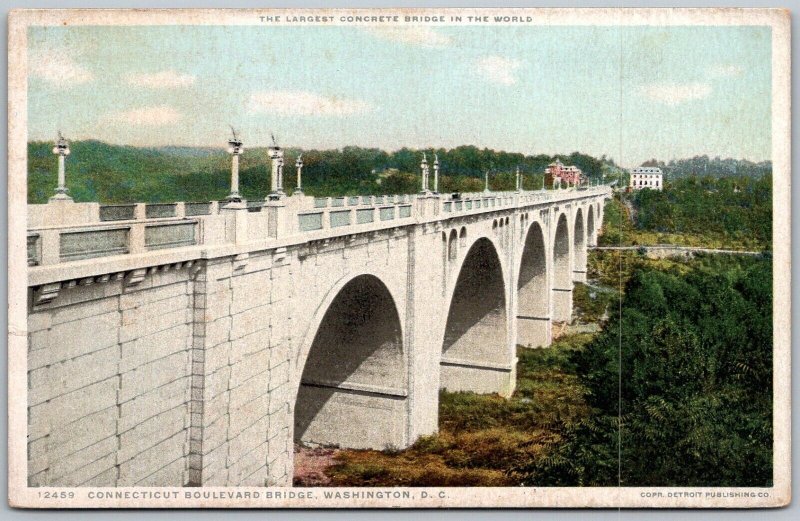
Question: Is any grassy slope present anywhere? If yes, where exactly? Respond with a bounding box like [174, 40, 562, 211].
[323, 334, 597, 487]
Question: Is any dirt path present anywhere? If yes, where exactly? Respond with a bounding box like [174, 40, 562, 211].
[620, 196, 637, 225]
[293, 445, 340, 486]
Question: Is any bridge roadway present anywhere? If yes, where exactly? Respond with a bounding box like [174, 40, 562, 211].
[26, 186, 611, 487]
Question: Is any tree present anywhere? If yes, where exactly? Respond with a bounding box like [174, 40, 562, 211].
[568, 257, 773, 486]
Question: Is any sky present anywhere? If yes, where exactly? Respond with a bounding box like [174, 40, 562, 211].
[27, 24, 772, 167]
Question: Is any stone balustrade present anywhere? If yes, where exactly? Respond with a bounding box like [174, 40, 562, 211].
[27, 186, 612, 270]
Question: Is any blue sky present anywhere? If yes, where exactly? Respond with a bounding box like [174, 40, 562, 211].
[27, 24, 771, 167]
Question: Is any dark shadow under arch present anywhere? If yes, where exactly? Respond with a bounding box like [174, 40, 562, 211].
[440, 238, 512, 395]
[574, 208, 586, 275]
[294, 275, 406, 450]
[517, 222, 549, 347]
[552, 213, 573, 322]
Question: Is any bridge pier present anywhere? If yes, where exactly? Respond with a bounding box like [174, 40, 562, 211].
[551, 287, 573, 323]
[517, 315, 552, 348]
[440, 360, 516, 396]
[572, 207, 587, 283]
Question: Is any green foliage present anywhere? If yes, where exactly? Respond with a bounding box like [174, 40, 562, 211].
[641, 155, 772, 180]
[596, 196, 635, 246]
[588, 249, 694, 290]
[598, 174, 772, 250]
[567, 255, 773, 486]
[28, 140, 601, 203]
[572, 282, 617, 323]
[632, 175, 772, 250]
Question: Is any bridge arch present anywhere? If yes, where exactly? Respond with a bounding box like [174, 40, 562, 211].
[552, 212, 573, 322]
[517, 221, 550, 348]
[587, 205, 596, 247]
[440, 236, 514, 396]
[292, 272, 407, 451]
[573, 208, 587, 282]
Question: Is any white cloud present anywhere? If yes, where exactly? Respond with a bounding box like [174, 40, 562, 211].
[638, 82, 713, 105]
[105, 105, 182, 126]
[475, 56, 522, 86]
[29, 55, 93, 87]
[248, 90, 373, 116]
[127, 70, 196, 89]
[366, 26, 452, 47]
[709, 64, 744, 78]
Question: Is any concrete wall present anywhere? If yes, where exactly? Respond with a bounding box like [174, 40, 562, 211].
[28, 265, 196, 486]
[190, 249, 304, 487]
[573, 208, 587, 283]
[26, 190, 609, 488]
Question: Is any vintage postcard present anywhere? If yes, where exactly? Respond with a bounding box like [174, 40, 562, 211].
[6, 8, 791, 508]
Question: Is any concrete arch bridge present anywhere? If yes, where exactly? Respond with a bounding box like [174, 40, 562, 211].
[26, 185, 609, 487]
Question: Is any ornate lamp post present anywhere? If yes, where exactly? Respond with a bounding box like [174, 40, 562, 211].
[226, 127, 244, 202]
[50, 132, 72, 201]
[295, 154, 303, 194]
[420, 153, 430, 194]
[484, 171, 490, 193]
[515, 166, 522, 192]
[433, 153, 440, 194]
[268, 134, 284, 200]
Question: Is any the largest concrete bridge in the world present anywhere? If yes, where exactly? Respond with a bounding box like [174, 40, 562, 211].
[25, 145, 611, 487]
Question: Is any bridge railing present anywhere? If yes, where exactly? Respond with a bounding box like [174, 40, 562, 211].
[309, 194, 416, 208]
[27, 186, 612, 268]
[27, 200, 238, 266]
[27, 206, 211, 266]
[438, 186, 610, 217]
[295, 194, 417, 233]
[28, 216, 203, 266]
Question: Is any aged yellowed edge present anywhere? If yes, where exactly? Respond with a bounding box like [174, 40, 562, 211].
[6, 7, 791, 508]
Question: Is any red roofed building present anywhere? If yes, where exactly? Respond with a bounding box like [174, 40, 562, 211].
[545, 159, 584, 188]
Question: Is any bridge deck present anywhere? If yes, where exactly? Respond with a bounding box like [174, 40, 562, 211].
[28, 186, 611, 287]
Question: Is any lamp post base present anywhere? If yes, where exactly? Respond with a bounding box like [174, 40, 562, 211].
[49, 191, 73, 202]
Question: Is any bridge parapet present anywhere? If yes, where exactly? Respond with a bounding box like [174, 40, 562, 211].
[27, 186, 611, 277]
[295, 194, 417, 233]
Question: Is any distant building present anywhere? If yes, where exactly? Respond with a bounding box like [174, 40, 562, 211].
[545, 159, 584, 188]
[629, 167, 663, 191]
